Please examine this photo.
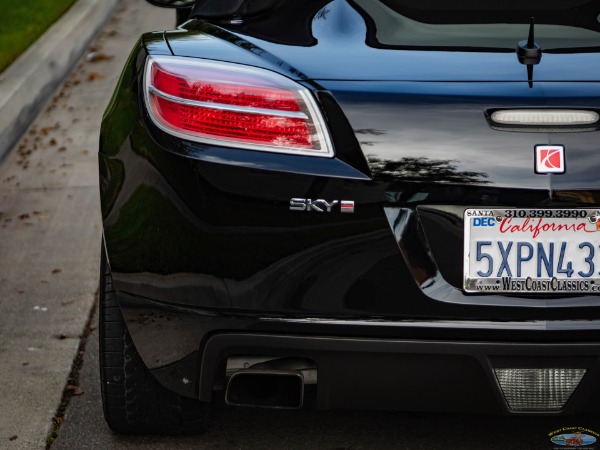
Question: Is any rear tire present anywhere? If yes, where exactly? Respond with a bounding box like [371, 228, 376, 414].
[99, 249, 208, 434]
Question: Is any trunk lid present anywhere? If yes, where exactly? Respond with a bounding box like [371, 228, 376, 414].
[168, 0, 600, 83]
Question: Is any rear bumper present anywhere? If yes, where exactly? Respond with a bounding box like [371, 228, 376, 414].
[197, 332, 600, 415]
[120, 290, 600, 415]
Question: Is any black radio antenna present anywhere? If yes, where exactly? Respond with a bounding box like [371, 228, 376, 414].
[517, 17, 542, 88]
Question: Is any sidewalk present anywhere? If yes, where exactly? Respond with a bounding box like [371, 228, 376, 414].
[0, 1, 172, 448]
[0, 0, 121, 163]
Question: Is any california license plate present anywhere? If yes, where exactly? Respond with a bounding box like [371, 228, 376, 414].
[464, 209, 600, 294]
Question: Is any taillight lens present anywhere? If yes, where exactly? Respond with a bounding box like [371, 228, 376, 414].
[144, 56, 333, 157]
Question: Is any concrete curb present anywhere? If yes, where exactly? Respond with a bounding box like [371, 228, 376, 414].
[0, 0, 122, 162]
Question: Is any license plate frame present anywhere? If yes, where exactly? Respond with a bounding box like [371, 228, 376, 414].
[463, 208, 600, 294]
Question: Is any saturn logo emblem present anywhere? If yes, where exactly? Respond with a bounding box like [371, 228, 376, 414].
[535, 145, 565, 174]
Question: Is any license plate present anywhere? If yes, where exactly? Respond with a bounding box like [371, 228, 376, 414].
[464, 209, 600, 294]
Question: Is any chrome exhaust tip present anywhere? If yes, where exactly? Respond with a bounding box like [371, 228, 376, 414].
[225, 369, 305, 409]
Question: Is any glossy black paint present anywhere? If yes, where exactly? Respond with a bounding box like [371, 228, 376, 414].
[170, 0, 600, 82]
[100, 0, 600, 413]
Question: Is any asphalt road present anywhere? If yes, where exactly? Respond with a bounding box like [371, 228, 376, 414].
[2, 1, 600, 449]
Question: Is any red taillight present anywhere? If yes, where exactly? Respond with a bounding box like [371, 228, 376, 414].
[144, 57, 333, 156]
[152, 65, 301, 112]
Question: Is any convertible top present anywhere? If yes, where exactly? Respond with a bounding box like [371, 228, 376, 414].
[189, 0, 281, 19]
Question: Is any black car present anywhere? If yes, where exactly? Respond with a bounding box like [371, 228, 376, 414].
[99, 0, 600, 434]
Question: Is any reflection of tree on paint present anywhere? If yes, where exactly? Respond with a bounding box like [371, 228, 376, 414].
[367, 156, 490, 184]
[565, 431, 584, 447]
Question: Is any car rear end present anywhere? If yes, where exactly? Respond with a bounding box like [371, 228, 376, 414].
[99, 0, 600, 422]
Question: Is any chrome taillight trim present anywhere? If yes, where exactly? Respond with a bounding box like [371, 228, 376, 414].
[147, 85, 309, 120]
[143, 56, 334, 158]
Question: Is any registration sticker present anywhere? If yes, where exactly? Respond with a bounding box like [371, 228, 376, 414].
[464, 209, 600, 294]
